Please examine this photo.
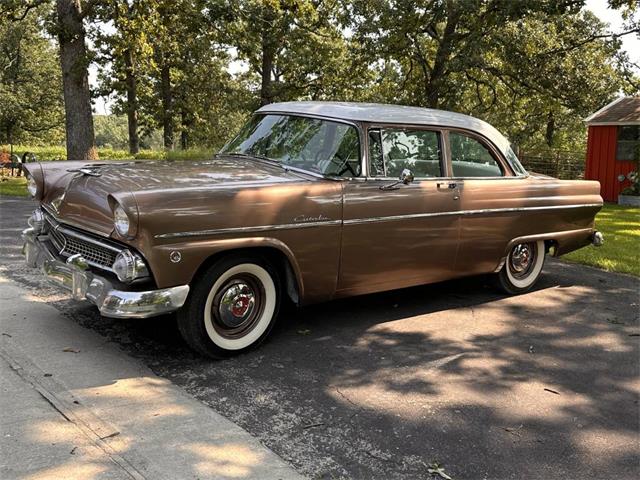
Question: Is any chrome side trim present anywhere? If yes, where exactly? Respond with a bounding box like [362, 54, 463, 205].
[154, 203, 600, 239]
[155, 219, 342, 239]
[343, 203, 602, 226]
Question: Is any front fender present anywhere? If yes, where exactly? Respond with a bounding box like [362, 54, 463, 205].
[147, 236, 306, 299]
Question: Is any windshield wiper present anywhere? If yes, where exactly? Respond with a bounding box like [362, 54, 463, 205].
[218, 151, 282, 167]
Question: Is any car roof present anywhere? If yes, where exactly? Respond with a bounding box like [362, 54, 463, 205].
[257, 101, 513, 156]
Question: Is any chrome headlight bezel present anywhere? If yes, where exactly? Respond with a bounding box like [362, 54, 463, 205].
[26, 175, 38, 198]
[113, 205, 131, 237]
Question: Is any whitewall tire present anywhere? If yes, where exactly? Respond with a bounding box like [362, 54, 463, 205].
[496, 240, 545, 294]
[177, 256, 280, 358]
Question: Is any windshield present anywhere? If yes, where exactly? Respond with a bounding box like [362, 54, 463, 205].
[221, 114, 361, 177]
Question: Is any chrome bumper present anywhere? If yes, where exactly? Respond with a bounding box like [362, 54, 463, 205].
[591, 231, 604, 247]
[22, 228, 189, 319]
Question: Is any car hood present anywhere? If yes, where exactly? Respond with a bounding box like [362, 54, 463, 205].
[36, 157, 307, 236]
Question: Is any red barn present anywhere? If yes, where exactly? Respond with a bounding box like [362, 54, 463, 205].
[584, 96, 639, 202]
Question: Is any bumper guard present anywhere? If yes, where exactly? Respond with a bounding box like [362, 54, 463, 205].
[22, 228, 189, 319]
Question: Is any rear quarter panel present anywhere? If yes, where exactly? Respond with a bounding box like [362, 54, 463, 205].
[455, 177, 602, 274]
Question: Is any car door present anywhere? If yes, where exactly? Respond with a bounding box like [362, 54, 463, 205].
[446, 130, 528, 275]
[336, 126, 462, 297]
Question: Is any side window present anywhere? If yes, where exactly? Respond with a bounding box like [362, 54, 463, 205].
[450, 132, 504, 177]
[368, 128, 442, 178]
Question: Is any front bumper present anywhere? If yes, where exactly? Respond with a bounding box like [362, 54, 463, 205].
[22, 228, 189, 319]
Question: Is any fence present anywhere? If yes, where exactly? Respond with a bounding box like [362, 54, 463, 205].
[518, 149, 586, 180]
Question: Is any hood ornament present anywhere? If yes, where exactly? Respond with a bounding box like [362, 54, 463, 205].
[67, 166, 102, 177]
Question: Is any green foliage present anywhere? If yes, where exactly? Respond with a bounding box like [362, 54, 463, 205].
[94, 115, 129, 150]
[0, 5, 64, 146]
[1, 144, 217, 162]
[563, 204, 640, 276]
[348, 1, 635, 152]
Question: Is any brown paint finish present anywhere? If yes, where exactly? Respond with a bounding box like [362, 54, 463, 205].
[22, 103, 603, 306]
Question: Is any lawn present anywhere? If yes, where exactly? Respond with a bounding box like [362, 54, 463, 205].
[0, 176, 27, 197]
[1, 176, 637, 276]
[563, 203, 640, 276]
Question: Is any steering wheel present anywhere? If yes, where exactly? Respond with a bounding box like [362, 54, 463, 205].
[315, 151, 357, 177]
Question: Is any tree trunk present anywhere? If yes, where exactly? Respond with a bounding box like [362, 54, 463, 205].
[425, 6, 459, 109]
[545, 111, 555, 147]
[123, 48, 139, 154]
[259, 6, 277, 106]
[56, 0, 97, 160]
[160, 58, 174, 149]
[180, 110, 188, 150]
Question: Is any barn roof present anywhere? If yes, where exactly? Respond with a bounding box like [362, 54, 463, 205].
[584, 96, 640, 125]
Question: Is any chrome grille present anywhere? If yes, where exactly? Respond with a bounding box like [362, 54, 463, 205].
[43, 212, 122, 271]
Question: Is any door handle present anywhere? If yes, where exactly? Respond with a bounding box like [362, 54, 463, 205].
[437, 182, 457, 189]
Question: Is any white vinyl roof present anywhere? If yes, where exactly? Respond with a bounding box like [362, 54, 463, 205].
[257, 101, 514, 157]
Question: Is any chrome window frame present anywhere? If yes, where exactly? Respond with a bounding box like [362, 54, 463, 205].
[366, 125, 446, 180]
[359, 122, 529, 183]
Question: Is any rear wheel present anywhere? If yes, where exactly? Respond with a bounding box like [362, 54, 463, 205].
[496, 240, 545, 294]
[178, 255, 280, 358]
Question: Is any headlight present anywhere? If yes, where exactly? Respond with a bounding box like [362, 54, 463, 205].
[26, 176, 38, 198]
[113, 205, 131, 237]
[112, 249, 149, 283]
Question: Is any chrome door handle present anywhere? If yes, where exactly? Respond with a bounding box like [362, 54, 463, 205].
[437, 182, 457, 189]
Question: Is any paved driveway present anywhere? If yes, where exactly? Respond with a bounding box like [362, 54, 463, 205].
[1, 195, 639, 479]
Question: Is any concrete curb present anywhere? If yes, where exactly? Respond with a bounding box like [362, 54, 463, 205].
[0, 276, 303, 480]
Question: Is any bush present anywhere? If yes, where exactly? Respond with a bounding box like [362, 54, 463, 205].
[1, 145, 218, 163]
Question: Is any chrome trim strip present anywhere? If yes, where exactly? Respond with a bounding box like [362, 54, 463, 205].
[343, 203, 602, 225]
[155, 219, 343, 239]
[155, 203, 600, 239]
[56, 225, 123, 253]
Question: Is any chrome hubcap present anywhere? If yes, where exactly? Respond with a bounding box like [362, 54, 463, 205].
[212, 274, 265, 339]
[509, 242, 537, 278]
[218, 282, 256, 327]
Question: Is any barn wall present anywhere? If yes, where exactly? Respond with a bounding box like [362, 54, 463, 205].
[585, 125, 636, 202]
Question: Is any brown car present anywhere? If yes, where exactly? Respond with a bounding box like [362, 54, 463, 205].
[22, 102, 604, 358]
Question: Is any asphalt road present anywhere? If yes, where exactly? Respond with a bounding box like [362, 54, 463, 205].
[1, 195, 639, 480]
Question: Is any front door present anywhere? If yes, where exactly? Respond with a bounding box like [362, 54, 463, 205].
[337, 126, 461, 297]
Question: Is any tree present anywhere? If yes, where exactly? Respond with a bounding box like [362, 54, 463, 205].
[2, 0, 98, 159]
[220, 0, 367, 106]
[348, 0, 637, 150]
[55, 0, 97, 159]
[0, 5, 64, 147]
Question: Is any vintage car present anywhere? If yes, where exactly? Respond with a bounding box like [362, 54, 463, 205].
[22, 102, 604, 358]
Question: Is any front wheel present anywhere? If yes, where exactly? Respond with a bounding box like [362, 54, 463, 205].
[495, 240, 545, 294]
[177, 256, 280, 358]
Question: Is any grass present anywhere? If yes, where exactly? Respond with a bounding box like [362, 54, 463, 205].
[0, 176, 27, 197]
[563, 204, 640, 276]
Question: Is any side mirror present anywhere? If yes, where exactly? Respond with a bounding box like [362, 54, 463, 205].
[400, 168, 414, 185]
[380, 168, 415, 191]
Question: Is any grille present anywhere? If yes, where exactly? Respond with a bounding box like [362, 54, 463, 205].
[43, 213, 122, 271]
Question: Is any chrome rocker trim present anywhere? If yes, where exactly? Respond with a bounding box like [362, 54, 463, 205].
[22, 228, 189, 319]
